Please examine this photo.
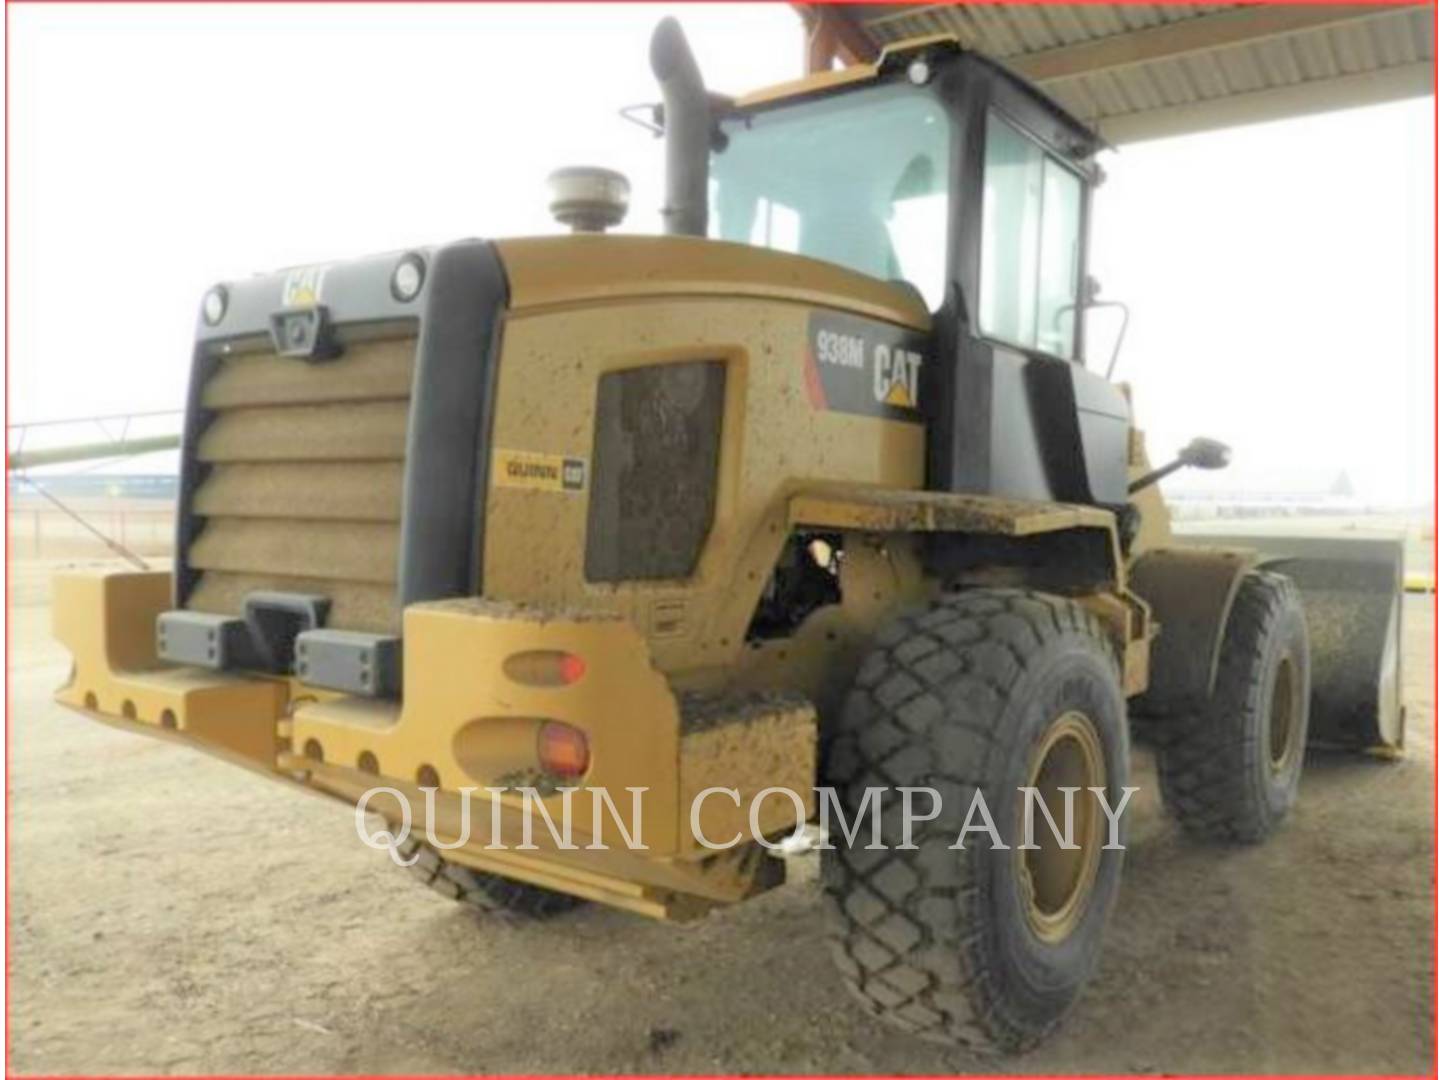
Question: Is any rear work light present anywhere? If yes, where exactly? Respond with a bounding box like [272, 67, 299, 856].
[537, 722, 590, 778]
[202, 285, 227, 325]
[390, 253, 426, 302]
[503, 650, 587, 687]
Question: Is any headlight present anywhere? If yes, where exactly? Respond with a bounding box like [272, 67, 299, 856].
[391, 254, 425, 302]
[202, 285, 228, 325]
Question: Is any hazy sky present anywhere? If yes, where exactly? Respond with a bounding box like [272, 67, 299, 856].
[9, 4, 1434, 505]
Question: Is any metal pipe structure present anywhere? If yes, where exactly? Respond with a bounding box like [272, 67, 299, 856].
[8, 434, 181, 471]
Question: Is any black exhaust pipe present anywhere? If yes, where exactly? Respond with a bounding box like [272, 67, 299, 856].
[650, 17, 710, 238]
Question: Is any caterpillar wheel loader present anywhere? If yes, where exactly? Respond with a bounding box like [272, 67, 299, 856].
[51, 18, 1407, 1053]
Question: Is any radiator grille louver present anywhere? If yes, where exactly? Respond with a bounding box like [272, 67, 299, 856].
[184, 336, 416, 635]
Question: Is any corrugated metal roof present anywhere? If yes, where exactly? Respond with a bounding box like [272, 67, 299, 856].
[844, 3, 1434, 142]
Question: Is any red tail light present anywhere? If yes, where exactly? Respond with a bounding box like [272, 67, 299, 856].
[538, 722, 590, 778]
[504, 650, 587, 687]
[558, 653, 587, 685]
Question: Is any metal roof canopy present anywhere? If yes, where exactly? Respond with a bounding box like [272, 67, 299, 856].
[796, 3, 1435, 144]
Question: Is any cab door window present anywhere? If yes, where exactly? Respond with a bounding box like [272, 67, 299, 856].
[979, 113, 1084, 358]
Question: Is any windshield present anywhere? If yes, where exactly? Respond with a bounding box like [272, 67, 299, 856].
[710, 85, 951, 309]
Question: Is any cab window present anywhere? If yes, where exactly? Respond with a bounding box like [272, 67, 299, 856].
[979, 113, 1083, 358]
[711, 85, 952, 310]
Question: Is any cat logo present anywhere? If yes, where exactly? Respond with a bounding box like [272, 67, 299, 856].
[874, 345, 923, 409]
[281, 265, 328, 308]
[805, 311, 928, 425]
[560, 458, 586, 490]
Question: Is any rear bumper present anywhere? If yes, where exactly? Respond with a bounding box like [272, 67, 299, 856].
[52, 569, 816, 918]
[53, 571, 285, 767]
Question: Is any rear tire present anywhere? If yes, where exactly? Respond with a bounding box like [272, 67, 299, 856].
[1156, 570, 1310, 843]
[822, 589, 1129, 1053]
[396, 836, 585, 918]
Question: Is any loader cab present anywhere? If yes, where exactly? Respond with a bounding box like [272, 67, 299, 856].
[708, 39, 1131, 509]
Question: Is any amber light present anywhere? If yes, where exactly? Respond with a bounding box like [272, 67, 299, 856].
[538, 722, 590, 778]
[504, 650, 587, 687]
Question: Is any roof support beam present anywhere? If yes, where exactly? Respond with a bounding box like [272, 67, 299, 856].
[1099, 59, 1434, 144]
[1011, 4, 1420, 84]
[795, 3, 880, 73]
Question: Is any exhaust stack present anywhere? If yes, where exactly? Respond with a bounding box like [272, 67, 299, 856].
[650, 17, 710, 238]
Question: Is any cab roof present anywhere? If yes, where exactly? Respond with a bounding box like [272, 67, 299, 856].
[731, 33, 1106, 152]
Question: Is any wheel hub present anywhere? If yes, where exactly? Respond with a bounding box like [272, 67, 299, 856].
[1019, 710, 1106, 945]
[1268, 655, 1302, 774]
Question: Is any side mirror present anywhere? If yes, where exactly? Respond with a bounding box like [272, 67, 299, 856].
[1128, 435, 1232, 495]
[1178, 436, 1231, 471]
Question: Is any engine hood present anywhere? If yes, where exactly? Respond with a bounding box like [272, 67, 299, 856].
[493, 235, 931, 331]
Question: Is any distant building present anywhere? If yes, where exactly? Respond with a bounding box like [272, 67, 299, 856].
[1165, 467, 1375, 518]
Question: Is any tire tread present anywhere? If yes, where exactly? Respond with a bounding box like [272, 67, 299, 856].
[823, 588, 1120, 1053]
[1155, 570, 1307, 843]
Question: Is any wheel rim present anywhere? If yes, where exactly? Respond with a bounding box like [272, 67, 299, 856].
[1019, 710, 1106, 945]
[1268, 655, 1301, 774]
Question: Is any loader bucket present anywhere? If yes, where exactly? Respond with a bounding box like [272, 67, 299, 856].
[1176, 531, 1406, 752]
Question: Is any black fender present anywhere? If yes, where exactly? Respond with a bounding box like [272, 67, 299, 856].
[1128, 546, 1257, 712]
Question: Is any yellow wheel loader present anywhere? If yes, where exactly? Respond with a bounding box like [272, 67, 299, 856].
[51, 18, 1406, 1053]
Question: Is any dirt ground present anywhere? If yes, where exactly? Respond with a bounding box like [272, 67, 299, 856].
[8, 561, 1435, 1076]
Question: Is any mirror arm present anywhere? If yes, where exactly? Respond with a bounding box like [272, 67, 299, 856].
[1128, 458, 1185, 495]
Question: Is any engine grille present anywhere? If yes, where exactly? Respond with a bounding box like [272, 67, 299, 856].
[585, 360, 725, 582]
[184, 335, 416, 635]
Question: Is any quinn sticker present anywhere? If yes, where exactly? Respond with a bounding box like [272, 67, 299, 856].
[493, 449, 588, 494]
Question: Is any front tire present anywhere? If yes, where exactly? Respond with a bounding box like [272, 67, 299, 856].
[1156, 570, 1310, 843]
[822, 589, 1129, 1053]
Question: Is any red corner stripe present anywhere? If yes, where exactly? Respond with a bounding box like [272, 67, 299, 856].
[803, 347, 828, 411]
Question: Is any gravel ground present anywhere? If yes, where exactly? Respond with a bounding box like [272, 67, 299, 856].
[8, 563, 1434, 1075]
